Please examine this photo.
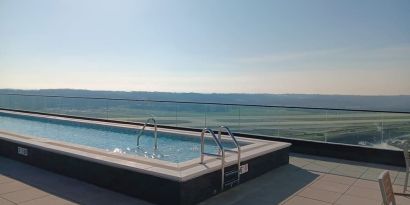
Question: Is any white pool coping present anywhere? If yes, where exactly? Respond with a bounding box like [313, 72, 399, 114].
[0, 110, 291, 182]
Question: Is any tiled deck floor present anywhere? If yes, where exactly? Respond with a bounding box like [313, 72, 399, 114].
[1, 154, 409, 205]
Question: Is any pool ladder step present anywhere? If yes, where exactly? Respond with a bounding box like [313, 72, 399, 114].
[136, 117, 158, 149]
[224, 178, 240, 188]
[200, 126, 241, 191]
[224, 169, 240, 188]
[224, 169, 239, 177]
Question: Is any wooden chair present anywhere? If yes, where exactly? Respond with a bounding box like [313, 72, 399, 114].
[379, 170, 396, 205]
[404, 143, 410, 193]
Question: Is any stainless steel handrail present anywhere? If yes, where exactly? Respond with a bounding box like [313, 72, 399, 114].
[218, 126, 241, 183]
[137, 118, 158, 149]
[200, 128, 225, 190]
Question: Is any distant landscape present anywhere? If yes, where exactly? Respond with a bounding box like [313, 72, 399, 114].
[0, 89, 409, 150]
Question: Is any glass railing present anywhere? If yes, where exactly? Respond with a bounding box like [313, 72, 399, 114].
[0, 93, 409, 151]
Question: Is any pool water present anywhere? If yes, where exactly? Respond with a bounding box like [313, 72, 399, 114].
[0, 113, 239, 163]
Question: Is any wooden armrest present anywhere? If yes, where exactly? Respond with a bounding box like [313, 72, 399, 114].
[394, 192, 410, 197]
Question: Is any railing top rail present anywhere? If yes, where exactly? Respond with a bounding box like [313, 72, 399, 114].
[1, 93, 410, 114]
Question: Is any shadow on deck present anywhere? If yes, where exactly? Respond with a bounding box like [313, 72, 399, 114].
[0, 156, 151, 205]
[200, 164, 320, 205]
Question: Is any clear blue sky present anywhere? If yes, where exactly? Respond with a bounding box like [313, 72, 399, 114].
[1, 0, 409, 95]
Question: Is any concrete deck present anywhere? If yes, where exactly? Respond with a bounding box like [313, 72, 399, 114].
[1, 154, 409, 205]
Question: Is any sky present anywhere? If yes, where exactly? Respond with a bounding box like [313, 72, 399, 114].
[0, 0, 409, 95]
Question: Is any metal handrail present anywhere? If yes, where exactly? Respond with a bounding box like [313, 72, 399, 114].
[218, 126, 241, 183]
[137, 117, 158, 149]
[200, 128, 225, 190]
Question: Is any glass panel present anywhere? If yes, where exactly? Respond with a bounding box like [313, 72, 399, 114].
[144, 101, 177, 126]
[203, 104, 240, 131]
[1, 93, 409, 151]
[0, 94, 10, 108]
[325, 110, 382, 147]
[107, 100, 147, 122]
[25, 96, 44, 112]
[237, 106, 279, 137]
[7, 95, 20, 110]
[43, 97, 62, 115]
[59, 97, 106, 119]
[176, 103, 206, 128]
[380, 112, 410, 150]
[272, 108, 327, 142]
[11, 95, 41, 112]
[108, 100, 177, 124]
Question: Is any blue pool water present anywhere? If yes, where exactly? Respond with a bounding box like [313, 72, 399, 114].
[0, 112, 239, 163]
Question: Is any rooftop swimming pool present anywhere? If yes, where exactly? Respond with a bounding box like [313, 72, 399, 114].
[0, 112, 240, 163]
[0, 109, 290, 205]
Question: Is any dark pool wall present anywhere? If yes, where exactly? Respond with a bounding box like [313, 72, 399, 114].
[0, 108, 405, 167]
[0, 137, 289, 205]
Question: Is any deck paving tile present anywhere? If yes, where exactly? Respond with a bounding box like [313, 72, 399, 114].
[1, 154, 408, 205]
[320, 174, 356, 185]
[345, 186, 383, 201]
[281, 196, 331, 205]
[0, 182, 31, 195]
[0, 188, 49, 204]
[303, 163, 333, 173]
[330, 170, 364, 178]
[396, 195, 410, 205]
[0, 176, 13, 185]
[289, 157, 312, 168]
[352, 179, 380, 190]
[297, 187, 341, 203]
[309, 180, 351, 193]
[0, 197, 15, 205]
[18, 195, 77, 205]
[335, 194, 382, 205]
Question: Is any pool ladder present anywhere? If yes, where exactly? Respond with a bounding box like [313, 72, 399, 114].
[200, 126, 241, 191]
[137, 117, 158, 149]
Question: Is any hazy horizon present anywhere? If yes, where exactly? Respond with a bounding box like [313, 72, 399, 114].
[1, 0, 409, 95]
[2, 88, 410, 97]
